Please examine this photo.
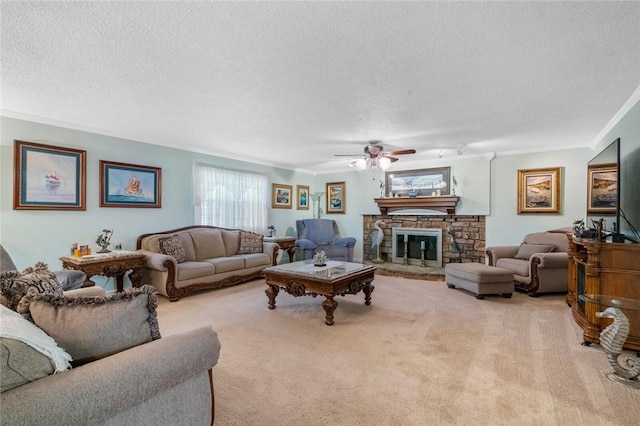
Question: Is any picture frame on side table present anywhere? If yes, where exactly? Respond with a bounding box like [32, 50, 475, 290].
[13, 140, 86, 210]
[326, 181, 346, 214]
[297, 185, 310, 210]
[100, 160, 162, 208]
[272, 183, 292, 209]
[587, 163, 617, 215]
[517, 167, 562, 214]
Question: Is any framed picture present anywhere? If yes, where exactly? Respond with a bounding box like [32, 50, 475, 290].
[272, 183, 292, 209]
[385, 167, 451, 197]
[296, 185, 310, 210]
[100, 160, 162, 208]
[326, 181, 346, 214]
[517, 167, 562, 214]
[587, 163, 617, 215]
[13, 140, 86, 210]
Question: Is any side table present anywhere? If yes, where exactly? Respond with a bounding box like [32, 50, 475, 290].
[579, 294, 640, 388]
[60, 251, 145, 292]
[263, 236, 296, 263]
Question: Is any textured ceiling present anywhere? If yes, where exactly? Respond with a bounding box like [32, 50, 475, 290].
[2, 1, 639, 174]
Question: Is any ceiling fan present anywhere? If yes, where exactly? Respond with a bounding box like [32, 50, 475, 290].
[334, 141, 416, 170]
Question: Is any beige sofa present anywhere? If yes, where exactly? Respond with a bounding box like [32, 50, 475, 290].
[1, 326, 220, 425]
[137, 225, 278, 301]
[485, 228, 572, 297]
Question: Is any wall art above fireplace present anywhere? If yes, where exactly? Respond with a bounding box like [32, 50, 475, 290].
[385, 167, 451, 197]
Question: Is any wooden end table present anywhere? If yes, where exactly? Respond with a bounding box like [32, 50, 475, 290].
[263, 236, 296, 263]
[60, 251, 145, 292]
[263, 260, 375, 325]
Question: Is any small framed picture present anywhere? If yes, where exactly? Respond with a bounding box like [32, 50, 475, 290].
[326, 181, 346, 214]
[587, 163, 617, 215]
[272, 183, 292, 209]
[296, 185, 310, 210]
[13, 140, 86, 210]
[100, 160, 162, 208]
[517, 167, 562, 214]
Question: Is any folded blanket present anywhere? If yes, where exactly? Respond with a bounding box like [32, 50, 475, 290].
[0, 304, 72, 372]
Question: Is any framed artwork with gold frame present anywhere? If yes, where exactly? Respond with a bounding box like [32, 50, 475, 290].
[272, 183, 292, 209]
[326, 181, 346, 214]
[517, 167, 562, 214]
[296, 185, 309, 210]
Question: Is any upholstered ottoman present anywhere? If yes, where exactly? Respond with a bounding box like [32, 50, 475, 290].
[445, 263, 514, 300]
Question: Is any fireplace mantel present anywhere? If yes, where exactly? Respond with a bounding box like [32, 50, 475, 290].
[374, 196, 459, 215]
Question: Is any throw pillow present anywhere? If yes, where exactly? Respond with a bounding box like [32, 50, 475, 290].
[0, 262, 63, 311]
[514, 243, 556, 260]
[0, 304, 72, 392]
[18, 285, 161, 367]
[238, 231, 263, 254]
[158, 234, 186, 263]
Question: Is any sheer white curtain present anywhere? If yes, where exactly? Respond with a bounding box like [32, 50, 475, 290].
[193, 163, 268, 233]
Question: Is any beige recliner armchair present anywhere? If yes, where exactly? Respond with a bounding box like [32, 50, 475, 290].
[485, 228, 572, 297]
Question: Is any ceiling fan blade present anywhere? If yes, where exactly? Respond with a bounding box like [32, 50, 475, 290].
[386, 149, 416, 156]
[388, 157, 399, 162]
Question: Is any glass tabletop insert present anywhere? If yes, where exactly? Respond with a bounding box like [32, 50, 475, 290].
[264, 260, 373, 282]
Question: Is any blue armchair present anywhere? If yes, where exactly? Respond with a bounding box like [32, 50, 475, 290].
[295, 219, 356, 262]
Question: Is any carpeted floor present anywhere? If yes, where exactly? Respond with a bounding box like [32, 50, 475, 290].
[156, 275, 639, 425]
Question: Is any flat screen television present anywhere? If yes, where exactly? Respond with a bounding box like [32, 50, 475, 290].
[586, 138, 620, 234]
[586, 138, 639, 243]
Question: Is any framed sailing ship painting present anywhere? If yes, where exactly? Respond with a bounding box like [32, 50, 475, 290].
[13, 140, 86, 210]
[100, 160, 162, 208]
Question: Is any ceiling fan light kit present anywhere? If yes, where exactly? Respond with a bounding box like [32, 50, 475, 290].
[340, 141, 415, 171]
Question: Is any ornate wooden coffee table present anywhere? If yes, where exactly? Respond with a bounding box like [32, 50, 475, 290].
[263, 260, 376, 325]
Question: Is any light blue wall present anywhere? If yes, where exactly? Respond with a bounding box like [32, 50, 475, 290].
[1, 117, 314, 290]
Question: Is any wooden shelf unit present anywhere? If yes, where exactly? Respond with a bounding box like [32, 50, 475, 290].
[567, 236, 640, 350]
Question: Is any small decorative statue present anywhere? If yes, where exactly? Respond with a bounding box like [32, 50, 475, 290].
[452, 175, 458, 196]
[267, 225, 276, 237]
[95, 229, 113, 253]
[313, 250, 327, 266]
[572, 219, 585, 236]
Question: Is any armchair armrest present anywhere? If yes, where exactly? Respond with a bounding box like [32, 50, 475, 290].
[295, 239, 317, 250]
[0, 326, 221, 425]
[531, 252, 568, 268]
[485, 246, 519, 265]
[335, 237, 356, 247]
[138, 249, 175, 272]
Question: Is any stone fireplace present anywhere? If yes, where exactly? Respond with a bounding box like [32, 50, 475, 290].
[363, 215, 486, 265]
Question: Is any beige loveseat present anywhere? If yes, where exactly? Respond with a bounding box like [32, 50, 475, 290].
[137, 225, 278, 301]
[485, 228, 572, 297]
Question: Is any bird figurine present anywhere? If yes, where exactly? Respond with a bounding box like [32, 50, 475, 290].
[371, 220, 386, 263]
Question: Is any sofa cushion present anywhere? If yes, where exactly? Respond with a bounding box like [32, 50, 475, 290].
[496, 258, 530, 277]
[0, 262, 64, 311]
[514, 243, 556, 260]
[0, 304, 71, 392]
[208, 257, 245, 274]
[190, 229, 226, 260]
[18, 285, 161, 367]
[221, 229, 240, 257]
[158, 234, 187, 263]
[239, 231, 263, 254]
[177, 261, 216, 281]
[243, 253, 272, 268]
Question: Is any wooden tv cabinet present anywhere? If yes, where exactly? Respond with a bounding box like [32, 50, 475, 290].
[567, 236, 640, 351]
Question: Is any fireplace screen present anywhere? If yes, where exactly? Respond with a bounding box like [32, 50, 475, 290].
[391, 228, 442, 267]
